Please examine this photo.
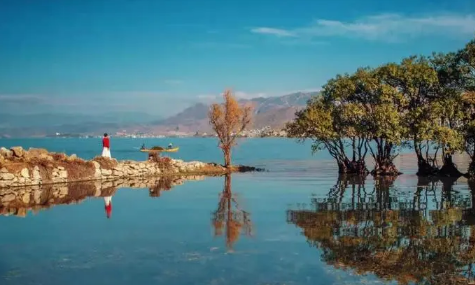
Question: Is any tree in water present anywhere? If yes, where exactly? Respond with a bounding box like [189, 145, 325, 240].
[430, 52, 467, 177]
[349, 67, 406, 176]
[208, 89, 252, 168]
[378, 57, 442, 176]
[286, 75, 371, 175]
[459, 39, 475, 178]
[463, 91, 475, 177]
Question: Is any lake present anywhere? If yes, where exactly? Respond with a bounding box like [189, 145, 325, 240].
[1, 137, 474, 285]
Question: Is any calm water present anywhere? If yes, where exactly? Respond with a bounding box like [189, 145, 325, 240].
[0, 138, 474, 284]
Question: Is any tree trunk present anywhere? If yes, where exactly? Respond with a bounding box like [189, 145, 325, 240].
[371, 158, 401, 176]
[223, 148, 231, 168]
[438, 154, 463, 178]
[337, 159, 369, 175]
[416, 157, 439, 176]
[468, 160, 475, 178]
[413, 140, 439, 176]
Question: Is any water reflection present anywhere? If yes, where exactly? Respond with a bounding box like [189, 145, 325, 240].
[211, 174, 253, 252]
[287, 175, 475, 285]
[0, 176, 205, 217]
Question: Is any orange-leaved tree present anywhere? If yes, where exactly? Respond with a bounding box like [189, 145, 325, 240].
[208, 89, 253, 168]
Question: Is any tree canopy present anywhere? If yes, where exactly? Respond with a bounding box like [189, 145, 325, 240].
[287, 36, 475, 178]
[209, 89, 252, 168]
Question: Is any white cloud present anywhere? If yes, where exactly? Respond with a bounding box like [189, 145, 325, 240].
[250, 27, 297, 37]
[251, 13, 475, 42]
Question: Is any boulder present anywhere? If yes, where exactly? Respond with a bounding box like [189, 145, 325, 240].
[25, 148, 49, 160]
[10, 146, 24, 158]
[22, 193, 30, 203]
[0, 172, 15, 180]
[1, 193, 16, 202]
[0, 147, 12, 159]
[32, 166, 41, 180]
[20, 168, 30, 178]
[59, 170, 68, 179]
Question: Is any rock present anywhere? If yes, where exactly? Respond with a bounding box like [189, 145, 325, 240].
[22, 193, 30, 203]
[59, 187, 68, 196]
[113, 165, 123, 171]
[59, 170, 68, 179]
[0, 147, 13, 158]
[102, 169, 112, 176]
[20, 168, 30, 178]
[34, 189, 41, 203]
[69, 154, 77, 160]
[52, 153, 67, 161]
[0, 167, 8, 173]
[0, 172, 15, 180]
[32, 166, 41, 180]
[2, 194, 16, 202]
[10, 146, 25, 158]
[39, 154, 53, 161]
[25, 148, 49, 160]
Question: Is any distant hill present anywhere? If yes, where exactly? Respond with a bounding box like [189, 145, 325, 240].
[0, 112, 161, 137]
[0, 92, 319, 137]
[147, 91, 319, 133]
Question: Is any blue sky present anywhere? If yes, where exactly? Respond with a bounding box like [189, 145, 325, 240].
[0, 0, 474, 116]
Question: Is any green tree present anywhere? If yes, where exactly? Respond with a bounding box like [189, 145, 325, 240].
[459, 39, 475, 177]
[378, 56, 466, 177]
[429, 52, 466, 177]
[346, 67, 406, 176]
[286, 76, 370, 175]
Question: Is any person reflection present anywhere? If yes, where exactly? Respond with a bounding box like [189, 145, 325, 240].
[104, 196, 112, 219]
[211, 174, 252, 252]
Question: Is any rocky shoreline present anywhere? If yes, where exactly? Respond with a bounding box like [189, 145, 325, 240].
[0, 175, 205, 217]
[0, 146, 262, 188]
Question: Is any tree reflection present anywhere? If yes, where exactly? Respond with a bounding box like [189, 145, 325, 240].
[287, 175, 475, 285]
[211, 174, 252, 251]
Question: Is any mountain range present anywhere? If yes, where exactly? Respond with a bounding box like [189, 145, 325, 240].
[0, 92, 318, 137]
[144, 91, 318, 134]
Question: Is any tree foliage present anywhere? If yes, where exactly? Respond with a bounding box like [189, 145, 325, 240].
[288, 36, 475, 178]
[209, 89, 252, 167]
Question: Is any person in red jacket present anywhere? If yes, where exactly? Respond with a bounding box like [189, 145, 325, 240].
[102, 133, 111, 158]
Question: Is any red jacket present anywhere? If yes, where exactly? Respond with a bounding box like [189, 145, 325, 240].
[105, 203, 112, 219]
[102, 137, 110, 148]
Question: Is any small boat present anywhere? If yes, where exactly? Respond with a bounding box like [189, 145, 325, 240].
[140, 147, 179, 153]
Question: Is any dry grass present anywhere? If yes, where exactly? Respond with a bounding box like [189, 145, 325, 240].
[57, 160, 95, 181]
[92, 156, 118, 170]
[149, 155, 173, 171]
[1, 155, 96, 183]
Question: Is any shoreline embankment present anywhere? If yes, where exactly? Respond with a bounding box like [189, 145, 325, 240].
[0, 146, 262, 188]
